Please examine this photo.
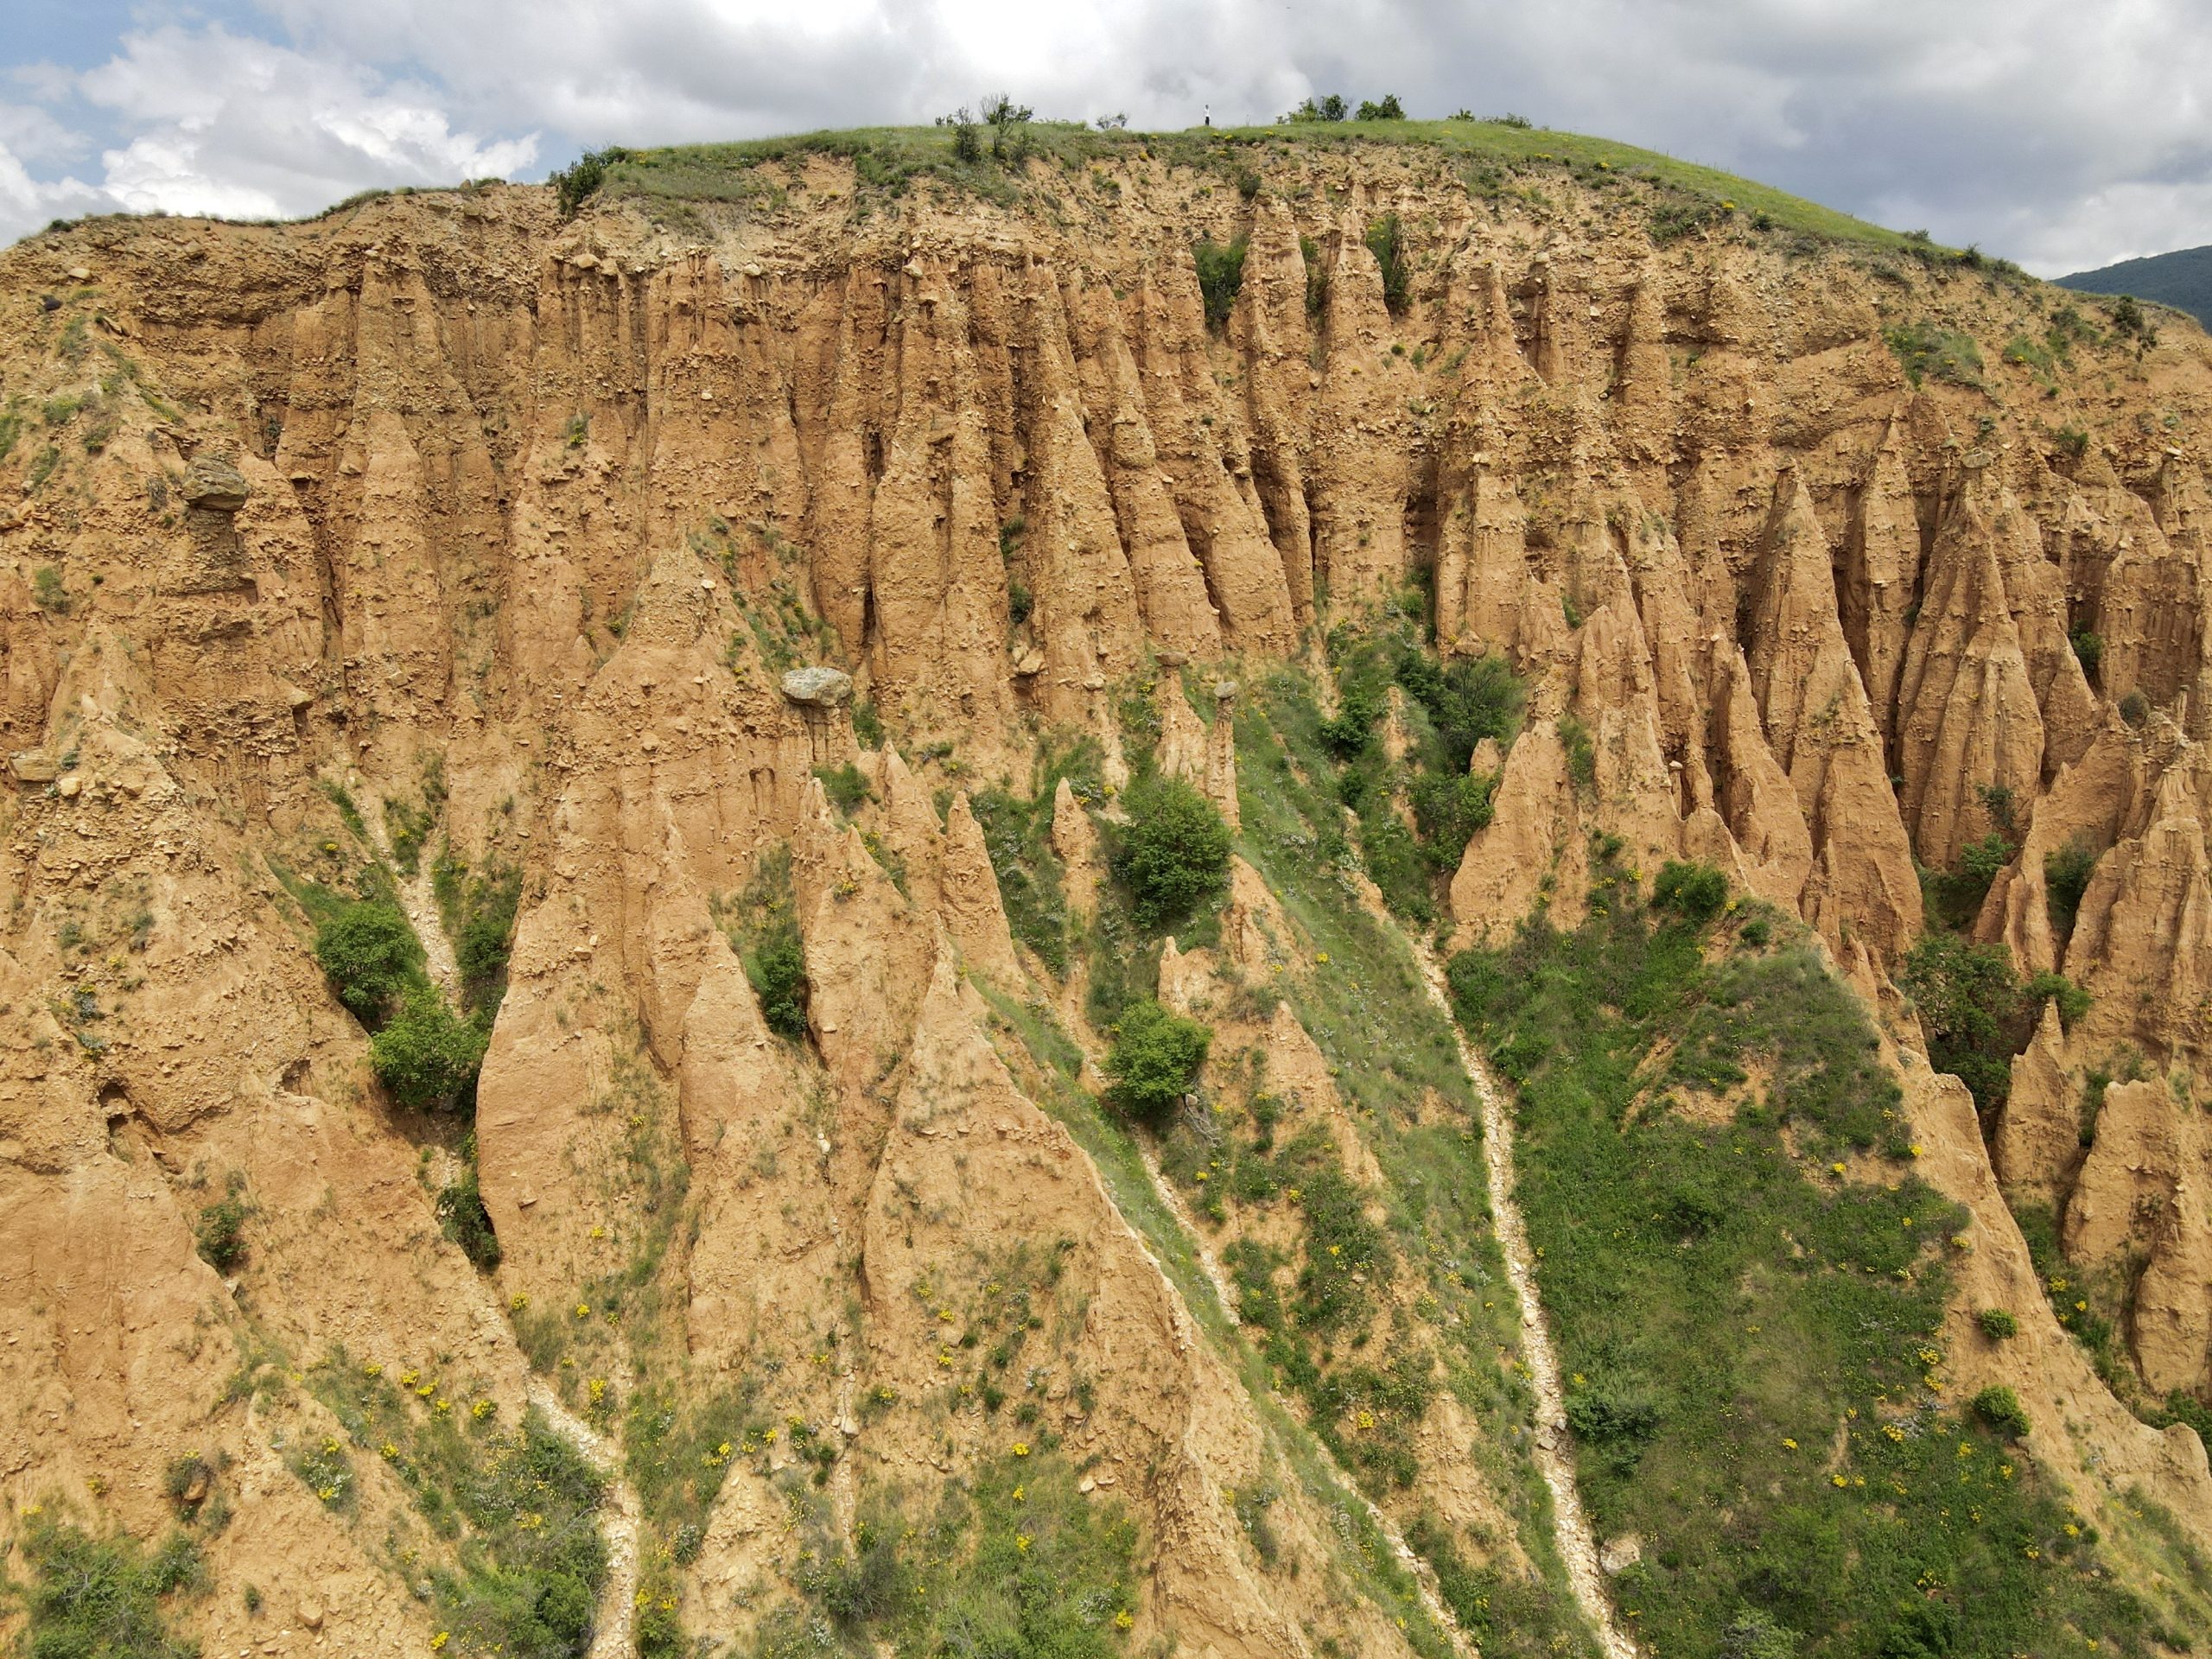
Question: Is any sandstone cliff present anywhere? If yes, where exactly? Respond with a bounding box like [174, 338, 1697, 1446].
[3, 130, 2211, 1654]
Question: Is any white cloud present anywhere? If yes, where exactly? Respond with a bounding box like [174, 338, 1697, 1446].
[3, 2, 2210, 273]
[0, 24, 535, 244]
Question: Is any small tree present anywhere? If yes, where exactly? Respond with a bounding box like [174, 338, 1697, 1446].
[1355, 94, 1405, 120]
[1193, 238, 1249, 329]
[371, 986, 488, 1111]
[1104, 1000, 1212, 1122]
[1114, 776, 1231, 929]
[982, 93, 1033, 163]
[195, 1193, 248, 1273]
[747, 925, 810, 1040]
[314, 901, 423, 1025]
[939, 106, 982, 163]
[1285, 94, 1348, 123]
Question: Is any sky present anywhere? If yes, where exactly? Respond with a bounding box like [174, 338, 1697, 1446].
[3, 0, 2209, 276]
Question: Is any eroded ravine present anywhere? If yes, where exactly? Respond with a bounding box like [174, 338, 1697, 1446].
[525, 1376, 644, 1659]
[456, 1270, 642, 1659]
[1411, 941, 1640, 1659]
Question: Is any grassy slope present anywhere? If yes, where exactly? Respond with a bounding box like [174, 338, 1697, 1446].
[1446, 872, 2212, 1658]
[594, 117, 1936, 253]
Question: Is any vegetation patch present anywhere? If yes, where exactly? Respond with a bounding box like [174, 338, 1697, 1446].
[713, 845, 809, 1040]
[759, 1451, 1136, 1656]
[1102, 997, 1212, 1123]
[310, 1355, 607, 1659]
[8, 1516, 202, 1659]
[1447, 872, 2190, 1657]
[1885, 319, 1985, 388]
[969, 738, 1103, 976]
[1109, 773, 1231, 930]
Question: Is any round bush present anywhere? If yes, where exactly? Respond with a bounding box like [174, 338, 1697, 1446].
[1103, 999, 1213, 1122]
[371, 987, 488, 1111]
[1970, 1383, 2031, 1440]
[1114, 777, 1230, 929]
[314, 901, 423, 1025]
[1652, 861, 1729, 926]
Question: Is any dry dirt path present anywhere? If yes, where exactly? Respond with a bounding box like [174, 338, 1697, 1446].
[1410, 940, 1640, 1659]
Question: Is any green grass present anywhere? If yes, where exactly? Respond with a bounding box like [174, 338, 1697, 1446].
[1446, 875, 2205, 1657]
[8, 1516, 202, 1659]
[968, 980, 1465, 1659]
[1207, 663, 1594, 1656]
[579, 118, 1946, 255]
[969, 737, 1105, 977]
[759, 1450, 1136, 1656]
[308, 1355, 607, 1658]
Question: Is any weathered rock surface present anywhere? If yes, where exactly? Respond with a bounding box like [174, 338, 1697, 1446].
[7, 137, 2212, 1648]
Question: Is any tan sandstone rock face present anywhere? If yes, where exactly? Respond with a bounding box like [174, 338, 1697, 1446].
[8, 139, 2212, 1646]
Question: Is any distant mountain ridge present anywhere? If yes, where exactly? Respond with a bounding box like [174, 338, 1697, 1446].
[2057, 243, 2212, 327]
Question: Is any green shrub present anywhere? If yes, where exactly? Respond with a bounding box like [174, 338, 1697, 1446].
[1977, 1308, 2019, 1341]
[33, 564, 68, 613]
[2044, 837, 2098, 934]
[2069, 627, 2103, 679]
[1284, 93, 1348, 122]
[371, 986, 488, 1111]
[814, 762, 871, 812]
[1558, 716, 1596, 793]
[1392, 648, 1522, 770]
[550, 149, 627, 218]
[1103, 998, 1211, 1122]
[1355, 93, 1406, 120]
[1652, 861, 1728, 926]
[454, 864, 523, 1018]
[437, 1154, 502, 1270]
[746, 927, 809, 1040]
[1970, 1384, 2031, 1439]
[1901, 931, 2022, 1113]
[1113, 775, 1230, 929]
[16, 1518, 201, 1659]
[1193, 237, 1249, 329]
[314, 900, 423, 1025]
[1884, 320, 1983, 388]
[2024, 969, 2091, 1031]
[195, 1192, 249, 1274]
[1364, 213, 1411, 314]
[162, 1453, 213, 1514]
[719, 847, 809, 1039]
[2119, 690, 2150, 728]
[1409, 769, 1497, 860]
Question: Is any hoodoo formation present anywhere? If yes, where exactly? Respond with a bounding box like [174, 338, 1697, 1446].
[3, 124, 2209, 1658]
